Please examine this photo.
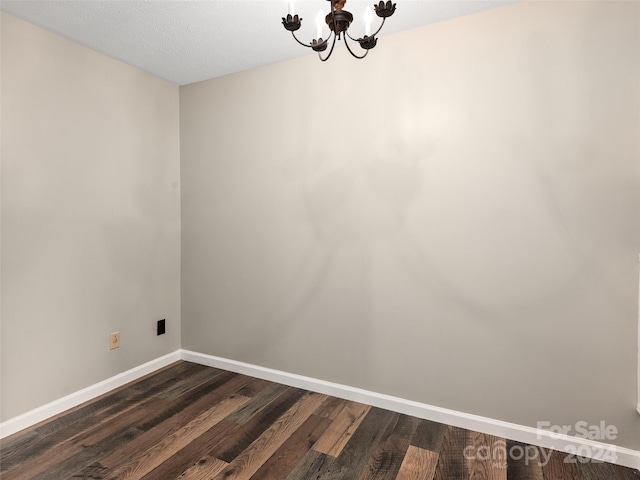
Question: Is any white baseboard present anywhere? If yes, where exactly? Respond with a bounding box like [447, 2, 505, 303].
[0, 350, 181, 439]
[181, 349, 640, 471]
[2, 348, 638, 472]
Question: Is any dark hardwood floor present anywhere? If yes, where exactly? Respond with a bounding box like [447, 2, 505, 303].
[1, 361, 638, 479]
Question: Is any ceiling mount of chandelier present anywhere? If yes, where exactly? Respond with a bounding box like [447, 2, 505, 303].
[282, 0, 397, 61]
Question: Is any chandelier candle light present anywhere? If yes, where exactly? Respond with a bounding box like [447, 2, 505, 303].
[282, 0, 397, 61]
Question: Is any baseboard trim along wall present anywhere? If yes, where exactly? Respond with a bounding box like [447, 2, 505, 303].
[0, 350, 181, 439]
[2, 348, 639, 471]
[182, 350, 640, 471]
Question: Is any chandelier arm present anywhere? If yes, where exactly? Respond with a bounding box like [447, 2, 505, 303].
[291, 31, 314, 48]
[372, 17, 386, 37]
[318, 32, 338, 61]
[344, 17, 385, 42]
[343, 34, 368, 59]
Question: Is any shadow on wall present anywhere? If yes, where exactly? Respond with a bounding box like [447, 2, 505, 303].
[232, 119, 438, 371]
[231, 0, 638, 403]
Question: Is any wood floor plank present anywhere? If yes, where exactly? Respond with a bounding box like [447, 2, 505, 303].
[176, 455, 228, 479]
[235, 377, 274, 398]
[395, 445, 439, 480]
[137, 420, 241, 480]
[225, 382, 290, 425]
[133, 370, 240, 433]
[29, 427, 142, 480]
[42, 361, 191, 425]
[211, 391, 328, 480]
[67, 394, 164, 445]
[410, 419, 448, 453]
[0, 431, 53, 475]
[104, 394, 250, 480]
[614, 465, 640, 480]
[305, 407, 399, 479]
[312, 401, 372, 457]
[48, 365, 213, 480]
[207, 387, 307, 463]
[71, 397, 167, 448]
[0, 430, 38, 460]
[284, 449, 335, 480]
[541, 449, 582, 480]
[433, 425, 468, 479]
[576, 457, 640, 480]
[0, 361, 201, 473]
[45, 361, 197, 438]
[157, 365, 224, 401]
[506, 440, 545, 480]
[314, 396, 349, 420]
[68, 461, 110, 479]
[1, 397, 167, 480]
[250, 414, 332, 480]
[357, 413, 420, 480]
[613, 465, 640, 480]
[465, 431, 507, 480]
[99, 371, 248, 469]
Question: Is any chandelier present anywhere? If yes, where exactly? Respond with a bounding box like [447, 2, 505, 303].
[282, 0, 397, 61]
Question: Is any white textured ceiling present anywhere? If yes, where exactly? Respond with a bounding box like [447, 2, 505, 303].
[0, 0, 516, 85]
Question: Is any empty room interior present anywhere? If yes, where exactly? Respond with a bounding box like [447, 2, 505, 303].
[1, 0, 639, 478]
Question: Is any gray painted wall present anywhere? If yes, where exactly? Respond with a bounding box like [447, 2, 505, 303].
[180, 1, 640, 450]
[1, 13, 181, 421]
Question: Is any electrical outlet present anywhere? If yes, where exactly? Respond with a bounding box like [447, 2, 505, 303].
[157, 319, 166, 336]
[110, 332, 120, 350]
